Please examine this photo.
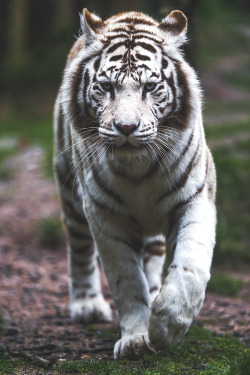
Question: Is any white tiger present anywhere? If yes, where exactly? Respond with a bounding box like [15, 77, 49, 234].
[54, 8, 216, 359]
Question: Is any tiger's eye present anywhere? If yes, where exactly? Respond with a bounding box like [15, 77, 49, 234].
[144, 82, 157, 92]
[101, 81, 113, 92]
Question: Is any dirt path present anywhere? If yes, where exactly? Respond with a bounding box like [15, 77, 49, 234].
[0, 147, 249, 365]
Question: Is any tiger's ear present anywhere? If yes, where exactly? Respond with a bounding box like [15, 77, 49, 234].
[159, 10, 187, 47]
[81, 9, 105, 45]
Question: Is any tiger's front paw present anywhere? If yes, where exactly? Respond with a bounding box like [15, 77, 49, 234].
[114, 332, 156, 359]
[70, 293, 112, 324]
[149, 283, 204, 350]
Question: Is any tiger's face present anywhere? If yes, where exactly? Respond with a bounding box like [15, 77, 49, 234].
[90, 49, 176, 148]
[64, 10, 194, 154]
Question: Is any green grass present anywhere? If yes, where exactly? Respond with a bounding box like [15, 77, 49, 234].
[0, 142, 17, 179]
[0, 327, 249, 374]
[202, 116, 250, 267]
[221, 71, 250, 91]
[205, 118, 250, 140]
[0, 314, 4, 334]
[196, 0, 250, 69]
[203, 100, 250, 119]
[235, 138, 250, 152]
[53, 327, 249, 375]
[207, 274, 243, 297]
[0, 355, 16, 375]
[38, 217, 64, 247]
[0, 118, 54, 178]
[212, 144, 250, 266]
[86, 325, 120, 340]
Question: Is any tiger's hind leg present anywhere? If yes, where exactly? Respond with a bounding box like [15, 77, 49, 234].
[55, 155, 112, 323]
[54, 106, 112, 324]
[143, 235, 166, 303]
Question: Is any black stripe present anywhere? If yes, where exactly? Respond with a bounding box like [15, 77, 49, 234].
[91, 162, 124, 205]
[62, 200, 89, 226]
[171, 143, 200, 190]
[169, 129, 194, 170]
[162, 58, 169, 69]
[110, 54, 123, 61]
[137, 42, 157, 53]
[107, 65, 120, 71]
[75, 292, 97, 300]
[135, 53, 150, 61]
[71, 254, 94, 268]
[174, 62, 191, 126]
[156, 139, 200, 204]
[108, 27, 128, 33]
[106, 33, 128, 41]
[83, 69, 90, 115]
[69, 59, 84, 127]
[86, 183, 115, 214]
[68, 226, 89, 240]
[109, 233, 143, 253]
[106, 41, 126, 53]
[94, 56, 101, 71]
[57, 106, 65, 152]
[166, 73, 177, 115]
[158, 97, 167, 104]
[136, 63, 151, 71]
[81, 265, 95, 276]
[144, 242, 166, 256]
[172, 163, 208, 212]
[118, 18, 155, 26]
[150, 286, 159, 294]
[71, 243, 94, 256]
[133, 35, 161, 44]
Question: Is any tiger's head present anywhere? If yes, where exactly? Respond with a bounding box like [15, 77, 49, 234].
[63, 9, 201, 155]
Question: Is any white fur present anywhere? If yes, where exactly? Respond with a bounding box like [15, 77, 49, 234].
[70, 293, 112, 323]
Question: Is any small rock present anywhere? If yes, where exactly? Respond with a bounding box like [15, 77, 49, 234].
[5, 327, 19, 336]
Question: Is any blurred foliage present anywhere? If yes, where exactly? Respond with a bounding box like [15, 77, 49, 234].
[38, 217, 64, 248]
[207, 274, 243, 297]
[0, 0, 233, 92]
[0, 142, 16, 179]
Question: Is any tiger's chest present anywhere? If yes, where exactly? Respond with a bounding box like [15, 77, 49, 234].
[83, 156, 171, 236]
[120, 183, 168, 235]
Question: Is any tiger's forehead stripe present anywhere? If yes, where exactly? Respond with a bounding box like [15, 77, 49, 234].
[103, 12, 163, 57]
[98, 17, 164, 82]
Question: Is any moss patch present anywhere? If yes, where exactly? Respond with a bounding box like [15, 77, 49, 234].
[207, 274, 243, 297]
[38, 217, 64, 247]
[1, 327, 249, 374]
[53, 327, 249, 375]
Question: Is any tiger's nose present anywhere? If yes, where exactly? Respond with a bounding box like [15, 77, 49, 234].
[114, 122, 139, 136]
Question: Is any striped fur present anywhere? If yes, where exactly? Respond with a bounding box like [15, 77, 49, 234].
[54, 9, 216, 359]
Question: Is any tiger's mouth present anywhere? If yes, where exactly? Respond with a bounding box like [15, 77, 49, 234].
[103, 137, 153, 151]
[100, 132, 155, 146]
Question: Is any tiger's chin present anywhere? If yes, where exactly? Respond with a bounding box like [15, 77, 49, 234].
[111, 141, 148, 158]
